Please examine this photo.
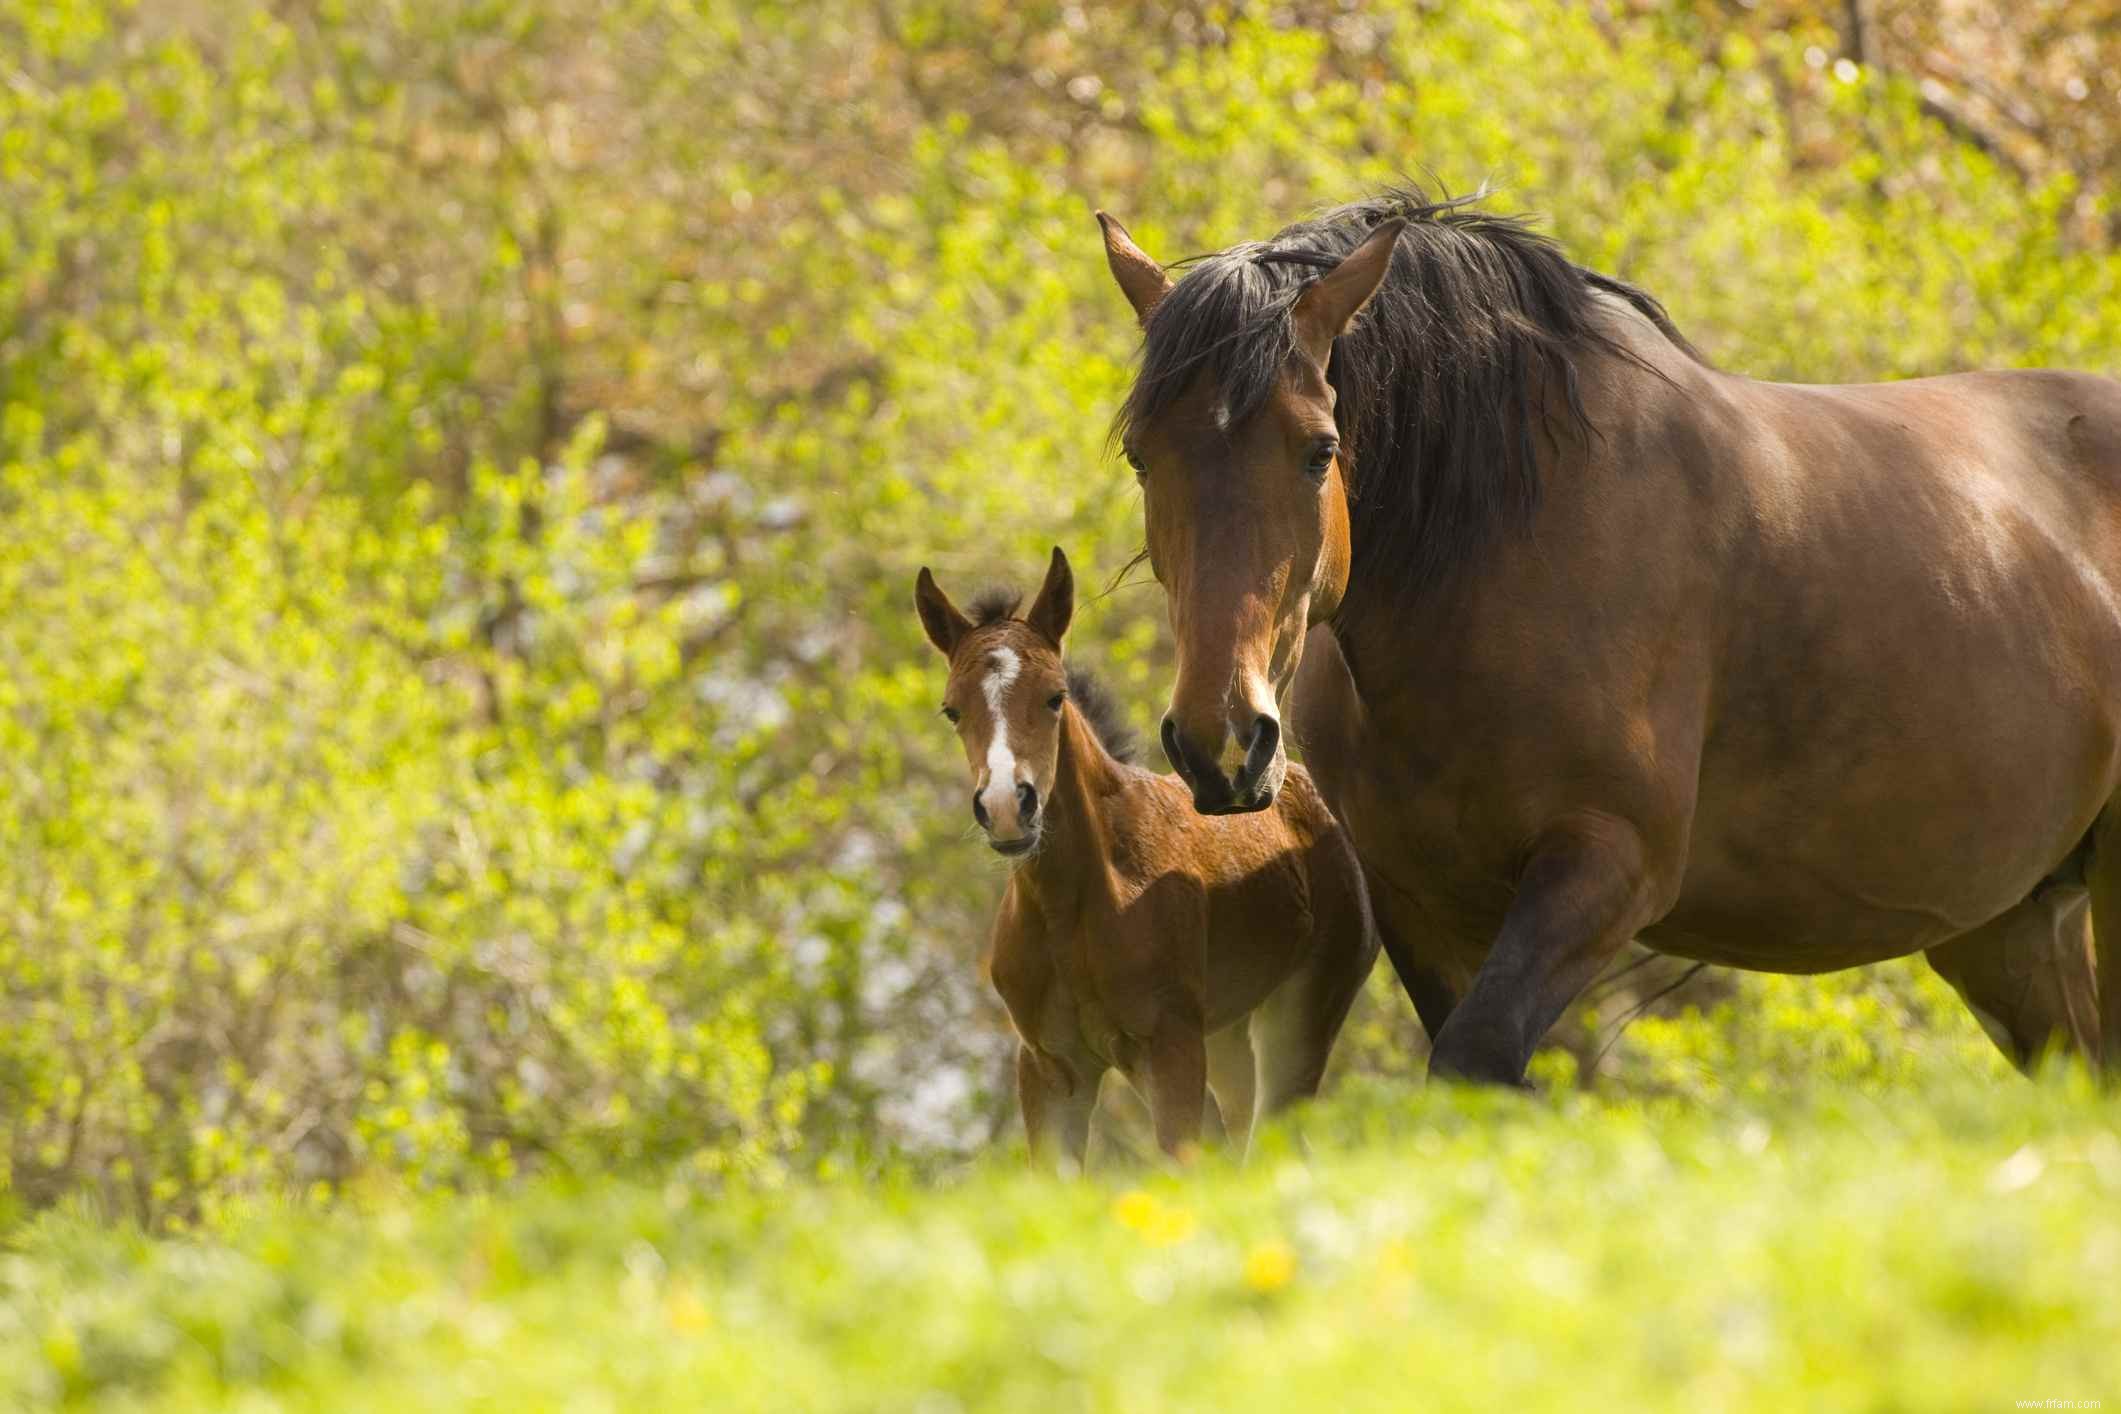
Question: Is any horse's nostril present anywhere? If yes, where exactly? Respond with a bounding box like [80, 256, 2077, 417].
[1017, 782, 1039, 823]
[1234, 714, 1281, 796]
[1160, 717, 1188, 782]
[972, 791, 989, 829]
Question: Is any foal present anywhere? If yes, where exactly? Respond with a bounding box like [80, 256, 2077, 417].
[915, 547, 1377, 1163]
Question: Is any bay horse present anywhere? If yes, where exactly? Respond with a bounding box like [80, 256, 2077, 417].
[915, 547, 1377, 1161]
[1096, 186, 2112, 1086]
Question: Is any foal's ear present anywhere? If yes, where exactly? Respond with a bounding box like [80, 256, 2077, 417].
[1025, 547, 1074, 645]
[1291, 218, 1404, 366]
[1096, 210, 1172, 325]
[915, 567, 974, 657]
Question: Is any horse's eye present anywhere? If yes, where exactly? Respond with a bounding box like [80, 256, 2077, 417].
[1047, 692, 1066, 713]
[1125, 449, 1146, 478]
[941, 705, 960, 724]
[1305, 441, 1338, 480]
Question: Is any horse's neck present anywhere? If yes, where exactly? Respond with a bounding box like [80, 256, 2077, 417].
[1332, 572, 1463, 694]
[1289, 620, 1367, 786]
[1338, 317, 1704, 669]
[1014, 705, 1123, 915]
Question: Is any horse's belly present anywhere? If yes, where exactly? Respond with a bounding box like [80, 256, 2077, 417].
[1663, 744, 2113, 972]
[1640, 907, 1951, 973]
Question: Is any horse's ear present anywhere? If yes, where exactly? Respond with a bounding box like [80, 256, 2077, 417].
[1024, 547, 1074, 645]
[1096, 210, 1172, 326]
[1291, 218, 1403, 366]
[915, 567, 973, 657]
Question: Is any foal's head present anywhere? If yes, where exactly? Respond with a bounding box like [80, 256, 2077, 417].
[915, 548, 1076, 856]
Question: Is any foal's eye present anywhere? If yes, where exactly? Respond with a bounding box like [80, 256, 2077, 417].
[1305, 441, 1339, 480]
[1124, 449, 1146, 478]
[1046, 692, 1066, 712]
[940, 705, 960, 724]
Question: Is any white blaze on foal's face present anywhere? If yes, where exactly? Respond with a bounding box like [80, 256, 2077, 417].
[977, 645, 1024, 829]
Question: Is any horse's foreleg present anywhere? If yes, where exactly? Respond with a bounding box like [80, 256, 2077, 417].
[1925, 884, 2099, 1073]
[1367, 867, 1463, 1044]
[1427, 821, 1658, 1088]
[1017, 1042, 1097, 1173]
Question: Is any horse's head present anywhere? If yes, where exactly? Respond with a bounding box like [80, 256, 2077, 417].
[914, 548, 1075, 856]
[1100, 211, 1400, 814]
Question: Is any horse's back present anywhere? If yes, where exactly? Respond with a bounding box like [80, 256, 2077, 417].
[1741, 367, 2121, 681]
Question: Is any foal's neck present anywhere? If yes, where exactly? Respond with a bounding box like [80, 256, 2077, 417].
[1015, 702, 1125, 905]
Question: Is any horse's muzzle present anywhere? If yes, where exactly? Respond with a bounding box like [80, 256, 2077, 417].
[1161, 713, 1281, 815]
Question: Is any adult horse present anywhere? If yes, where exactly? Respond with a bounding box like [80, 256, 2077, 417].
[1096, 187, 2113, 1085]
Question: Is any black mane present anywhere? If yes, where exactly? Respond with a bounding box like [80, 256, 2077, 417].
[1115, 185, 1702, 599]
[1063, 663, 1139, 766]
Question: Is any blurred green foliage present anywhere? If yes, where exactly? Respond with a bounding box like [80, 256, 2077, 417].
[1, 0, 2115, 1221]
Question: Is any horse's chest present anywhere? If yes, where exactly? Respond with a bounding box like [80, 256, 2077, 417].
[1329, 753, 1514, 926]
[1028, 900, 1184, 1064]
[1013, 952, 1143, 1076]
[1067, 992, 1133, 1069]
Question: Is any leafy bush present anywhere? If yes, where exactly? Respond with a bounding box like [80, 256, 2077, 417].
[3, 0, 2118, 1220]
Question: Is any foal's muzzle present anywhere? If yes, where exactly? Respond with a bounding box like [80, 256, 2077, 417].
[1160, 712, 1281, 815]
[976, 782, 1041, 854]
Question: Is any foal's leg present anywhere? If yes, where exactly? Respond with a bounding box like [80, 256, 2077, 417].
[1017, 1042, 1099, 1173]
[1141, 1013, 1208, 1160]
[1205, 1024, 1257, 1152]
[1925, 885, 2100, 1073]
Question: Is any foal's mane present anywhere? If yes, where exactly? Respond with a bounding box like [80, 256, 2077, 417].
[1115, 184, 1704, 598]
[1063, 664, 1140, 767]
[965, 586, 1140, 766]
[966, 587, 1023, 626]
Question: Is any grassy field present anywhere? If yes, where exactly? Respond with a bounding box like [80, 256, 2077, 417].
[4, 1063, 2118, 1412]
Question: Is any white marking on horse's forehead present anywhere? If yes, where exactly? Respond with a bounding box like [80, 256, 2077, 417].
[981, 645, 1022, 714]
[979, 645, 1023, 809]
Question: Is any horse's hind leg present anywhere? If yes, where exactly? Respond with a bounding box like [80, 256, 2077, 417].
[2088, 808, 2121, 1075]
[1206, 1024, 1256, 1152]
[1925, 883, 2100, 1073]
[1250, 920, 1374, 1122]
[1249, 968, 1346, 1123]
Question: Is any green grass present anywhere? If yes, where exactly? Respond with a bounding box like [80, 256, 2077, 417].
[5, 1065, 2120, 1412]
